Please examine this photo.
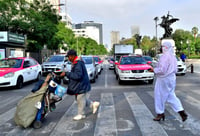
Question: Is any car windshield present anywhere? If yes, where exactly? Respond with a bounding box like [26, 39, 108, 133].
[110, 58, 114, 61]
[143, 56, 153, 61]
[120, 56, 146, 65]
[82, 57, 93, 64]
[94, 57, 99, 62]
[0, 59, 23, 68]
[48, 56, 64, 62]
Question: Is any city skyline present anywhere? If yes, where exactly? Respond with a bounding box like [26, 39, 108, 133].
[68, 0, 200, 47]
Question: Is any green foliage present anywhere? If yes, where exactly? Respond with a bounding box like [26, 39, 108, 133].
[0, 0, 60, 51]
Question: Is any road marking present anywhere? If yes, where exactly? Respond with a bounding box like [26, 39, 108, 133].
[105, 64, 108, 88]
[148, 91, 200, 135]
[124, 92, 168, 136]
[50, 95, 92, 136]
[0, 96, 23, 109]
[94, 93, 117, 136]
[117, 118, 135, 131]
[0, 107, 16, 126]
[5, 95, 69, 135]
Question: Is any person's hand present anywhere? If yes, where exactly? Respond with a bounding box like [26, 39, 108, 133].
[60, 72, 66, 77]
[45, 73, 52, 82]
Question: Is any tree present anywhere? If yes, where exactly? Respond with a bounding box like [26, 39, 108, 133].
[0, 0, 61, 51]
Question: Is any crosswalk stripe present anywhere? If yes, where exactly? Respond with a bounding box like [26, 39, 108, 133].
[0, 107, 16, 126]
[49, 101, 76, 136]
[147, 91, 200, 135]
[94, 93, 117, 136]
[124, 92, 168, 136]
[0, 96, 23, 109]
[50, 94, 92, 136]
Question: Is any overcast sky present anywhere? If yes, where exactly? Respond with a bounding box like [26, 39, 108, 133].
[68, 0, 199, 48]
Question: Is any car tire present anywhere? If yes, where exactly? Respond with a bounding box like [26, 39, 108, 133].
[16, 76, 23, 89]
[148, 79, 154, 84]
[118, 76, 122, 85]
[91, 76, 96, 83]
[36, 73, 42, 81]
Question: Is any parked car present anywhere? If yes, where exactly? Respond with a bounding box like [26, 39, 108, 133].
[81, 55, 98, 83]
[152, 54, 187, 75]
[93, 56, 103, 74]
[176, 56, 187, 75]
[41, 54, 67, 75]
[115, 55, 154, 84]
[109, 57, 115, 70]
[0, 57, 42, 88]
[143, 56, 153, 64]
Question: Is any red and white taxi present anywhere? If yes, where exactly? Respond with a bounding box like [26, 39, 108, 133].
[0, 57, 42, 89]
[115, 55, 154, 84]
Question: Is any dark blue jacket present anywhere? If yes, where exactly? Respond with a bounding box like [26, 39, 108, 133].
[66, 60, 91, 95]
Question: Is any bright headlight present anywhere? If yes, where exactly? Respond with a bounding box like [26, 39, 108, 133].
[4, 72, 15, 78]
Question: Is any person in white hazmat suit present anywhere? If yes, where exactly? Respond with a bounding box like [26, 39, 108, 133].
[150, 41, 188, 122]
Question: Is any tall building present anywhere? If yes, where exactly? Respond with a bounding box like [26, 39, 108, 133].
[73, 21, 103, 44]
[110, 31, 120, 49]
[131, 25, 140, 36]
[28, 0, 72, 28]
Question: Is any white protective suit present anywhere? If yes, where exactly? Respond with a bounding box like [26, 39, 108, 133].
[154, 41, 184, 114]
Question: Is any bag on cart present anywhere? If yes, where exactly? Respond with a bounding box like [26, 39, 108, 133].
[14, 85, 48, 128]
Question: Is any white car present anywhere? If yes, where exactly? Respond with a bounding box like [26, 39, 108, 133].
[153, 54, 187, 75]
[0, 57, 42, 89]
[81, 55, 98, 83]
[115, 55, 154, 84]
[176, 56, 187, 75]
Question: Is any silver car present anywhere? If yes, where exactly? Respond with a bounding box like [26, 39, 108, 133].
[81, 55, 98, 83]
[41, 54, 67, 75]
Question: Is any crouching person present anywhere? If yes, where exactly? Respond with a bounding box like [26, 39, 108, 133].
[60, 49, 100, 120]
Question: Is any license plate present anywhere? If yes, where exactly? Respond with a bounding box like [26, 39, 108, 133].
[47, 69, 52, 72]
[135, 76, 141, 79]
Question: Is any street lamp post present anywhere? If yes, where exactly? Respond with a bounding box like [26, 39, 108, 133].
[154, 16, 159, 55]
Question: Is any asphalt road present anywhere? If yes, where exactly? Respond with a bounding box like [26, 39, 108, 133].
[0, 63, 200, 136]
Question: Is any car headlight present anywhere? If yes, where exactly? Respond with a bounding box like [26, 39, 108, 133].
[145, 69, 153, 73]
[87, 68, 93, 74]
[121, 70, 130, 73]
[4, 72, 15, 78]
[57, 64, 63, 68]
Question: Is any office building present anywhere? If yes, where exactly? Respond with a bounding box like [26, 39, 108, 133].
[110, 31, 120, 49]
[73, 21, 103, 44]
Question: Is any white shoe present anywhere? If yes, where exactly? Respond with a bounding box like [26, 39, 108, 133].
[73, 114, 86, 121]
[92, 101, 100, 114]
